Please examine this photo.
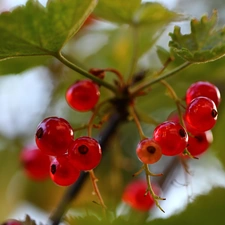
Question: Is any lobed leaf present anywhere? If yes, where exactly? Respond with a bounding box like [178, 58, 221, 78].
[94, 1, 181, 26]
[94, 0, 142, 24]
[132, 2, 182, 27]
[169, 10, 225, 63]
[0, 0, 97, 61]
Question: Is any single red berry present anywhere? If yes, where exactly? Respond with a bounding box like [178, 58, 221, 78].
[1, 219, 23, 225]
[50, 156, 80, 186]
[20, 147, 50, 181]
[122, 179, 161, 211]
[68, 136, 102, 171]
[186, 130, 213, 157]
[153, 121, 188, 156]
[186, 81, 221, 107]
[35, 117, 74, 156]
[184, 97, 218, 132]
[136, 138, 162, 164]
[66, 80, 100, 112]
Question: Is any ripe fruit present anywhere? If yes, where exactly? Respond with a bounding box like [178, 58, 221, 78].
[153, 121, 188, 156]
[136, 138, 162, 164]
[122, 179, 160, 211]
[66, 80, 100, 112]
[187, 130, 213, 157]
[35, 117, 74, 156]
[186, 81, 221, 107]
[50, 157, 80, 186]
[185, 97, 218, 132]
[20, 147, 50, 181]
[68, 136, 102, 171]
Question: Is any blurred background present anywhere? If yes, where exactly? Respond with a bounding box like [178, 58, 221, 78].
[0, 0, 225, 224]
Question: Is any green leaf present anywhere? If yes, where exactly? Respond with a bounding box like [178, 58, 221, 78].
[132, 2, 182, 27]
[156, 46, 171, 65]
[94, 1, 181, 26]
[0, 0, 97, 61]
[0, 56, 50, 75]
[169, 10, 225, 63]
[94, 0, 141, 24]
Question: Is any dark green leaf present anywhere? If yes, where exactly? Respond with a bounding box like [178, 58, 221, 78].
[169, 10, 225, 63]
[0, 0, 97, 61]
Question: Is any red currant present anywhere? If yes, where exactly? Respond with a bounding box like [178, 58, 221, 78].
[186, 81, 221, 107]
[186, 130, 213, 157]
[184, 97, 218, 132]
[68, 136, 102, 171]
[1, 219, 23, 225]
[35, 117, 74, 156]
[122, 179, 160, 211]
[153, 121, 188, 156]
[66, 80, 100, 112]
[50, 156, 80, 186]
[136, 138, 162, 164]
[20, 147, 50, 181]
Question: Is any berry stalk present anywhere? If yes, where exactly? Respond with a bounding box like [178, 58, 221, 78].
[89, 169, 107, 213]
[130, 62, 192, 97]
[55, 52, 118, 94]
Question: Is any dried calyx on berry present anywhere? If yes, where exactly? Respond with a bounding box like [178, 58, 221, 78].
[35, 117, 74, 156]
[153, 121, 188, 156]
[50, 156, 80, 186]
[136, 138, 162, 164]
[184, 96, 218, 132]
[68, 136, 102, 171]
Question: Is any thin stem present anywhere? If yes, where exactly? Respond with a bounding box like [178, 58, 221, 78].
[89, 170, 107, 213]
[132, 165, 144, 177]
[129, 105, 147, 140]
[73, 124, 88, 132]
[104, 68, 125, 87]
[160, 80, 185, 127]
[88, 99, 112, 137]
[55, 52, 118, 94]
[143, 164, 165, 213]
[130, 62, 192, 97]
[127, 25, 139, 85]
[154, 57, 174, 78]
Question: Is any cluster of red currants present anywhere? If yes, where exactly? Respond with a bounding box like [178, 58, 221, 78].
[136, 81, 220, 166]
[20, 78, 221, 212]
[21, 79, 102, 186]
[122, 81, 220, 211]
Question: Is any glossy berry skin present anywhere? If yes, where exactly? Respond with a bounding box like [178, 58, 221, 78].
[35, 117, 74, 156]
[153, 121, 188, 156]
[50, 157, 80, 186]
[136, 138, 162, 164]
[186, 81, 221, 107]
[66, 80, 100, 112]
[20, 147, 50, 181]
[1, 219, 23, 225]
[187, 130, 213, 157]
[185, 97, 218, 132]
[68, 136, 102, 171]
[122, 179, 160, 211]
